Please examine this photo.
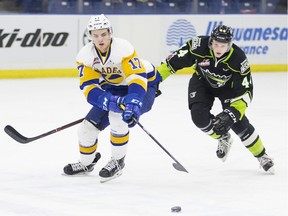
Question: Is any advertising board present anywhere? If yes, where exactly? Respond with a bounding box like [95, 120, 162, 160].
[0, 14, 287, 77]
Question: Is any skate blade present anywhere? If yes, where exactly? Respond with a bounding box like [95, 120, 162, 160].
[221, 157, 227, 162]
[218, 152, 229, 162]
[221, 145, 232, 162]
[266, 167, 275, 175]
[61, 165, 95, 176]
[100, 170, 123, 183]
[61, 171, 93, 177]
[259, 165, 275, 175]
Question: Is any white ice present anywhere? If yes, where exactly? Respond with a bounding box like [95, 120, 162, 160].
[0, 73, 287, 216]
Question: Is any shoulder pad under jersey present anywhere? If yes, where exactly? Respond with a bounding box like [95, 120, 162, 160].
[140, 59, 153, 72]
[228, 44, 250, 74]
[76, 42, 95, 67]
[111, 37, 135, 60]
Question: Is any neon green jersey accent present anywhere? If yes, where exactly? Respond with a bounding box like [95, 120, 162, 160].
[156, 64, 173, 81]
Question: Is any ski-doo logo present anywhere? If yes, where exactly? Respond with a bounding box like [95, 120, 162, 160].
[0, 29, 69, 48]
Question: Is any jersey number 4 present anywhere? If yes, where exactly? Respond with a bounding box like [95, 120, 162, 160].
[242, 76, 252, 88]
[177, 50, 189, 58]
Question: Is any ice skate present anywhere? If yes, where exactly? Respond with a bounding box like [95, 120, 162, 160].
[216, 133, 233, 162]
[258, 154, 275, 174]
[63, 152, 101, 175]
[99, 156, 125, 183]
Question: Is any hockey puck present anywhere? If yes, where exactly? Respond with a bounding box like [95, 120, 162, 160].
[171, 206, 181, 213]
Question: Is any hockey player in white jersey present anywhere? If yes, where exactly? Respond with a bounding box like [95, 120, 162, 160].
[63, 14, 161, 183]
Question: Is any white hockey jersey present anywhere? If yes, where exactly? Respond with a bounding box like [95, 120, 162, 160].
[76, 37, 148, 102]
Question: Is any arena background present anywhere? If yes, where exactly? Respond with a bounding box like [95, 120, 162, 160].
[0, 1, 287, 78]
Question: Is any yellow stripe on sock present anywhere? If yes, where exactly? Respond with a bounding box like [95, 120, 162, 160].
[79, 143, 97, 154]
[110, 132, 129, 145]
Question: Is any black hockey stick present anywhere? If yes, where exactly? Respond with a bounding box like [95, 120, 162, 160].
[135, 120, 189, 173]
[120, 104, 188, 173]
[4, 118, 84, 144]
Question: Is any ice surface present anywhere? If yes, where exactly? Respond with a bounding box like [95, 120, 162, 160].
[0, 73, 287, 216]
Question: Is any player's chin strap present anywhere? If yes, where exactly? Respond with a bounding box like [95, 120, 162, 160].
[119, 104, 188, 173]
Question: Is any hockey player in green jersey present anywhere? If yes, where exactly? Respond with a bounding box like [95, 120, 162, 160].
[157, 24, 274, 173]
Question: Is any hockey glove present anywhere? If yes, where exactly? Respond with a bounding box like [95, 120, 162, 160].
[213, 109, 238, 135]
[97, 92, 123, 113]
[122, 93, 143, 128]
[155, 82, 162, 98]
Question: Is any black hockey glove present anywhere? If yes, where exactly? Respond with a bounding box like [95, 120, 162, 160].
[213, 109, 238, 135]
[155, 82, 162, 98]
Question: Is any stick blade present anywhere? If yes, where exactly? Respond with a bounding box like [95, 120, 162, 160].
[173, 163, 189, 173]
[4, 125, 30, 144]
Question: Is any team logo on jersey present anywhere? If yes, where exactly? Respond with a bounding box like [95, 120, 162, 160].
[93, 57, 101, 65]
[200, 68, 232, 88]
[189, 91, 197, 98]
[100, 67, 123, 84]
[191, 37, 201, 50]
[240, 58, 250, 74]
[166, 19, 197, 52]
[101, 67, 121, 75]
[198, 59, 210, 67]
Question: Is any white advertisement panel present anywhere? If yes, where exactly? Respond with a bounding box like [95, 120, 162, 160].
[0, 14, 287, 72]
[0, 15, 78, 69]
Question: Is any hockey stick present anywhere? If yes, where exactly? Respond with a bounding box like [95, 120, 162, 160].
[120, 105, 188, 173]
[4, 118, 84, 144]
[135, 120, 188, 173]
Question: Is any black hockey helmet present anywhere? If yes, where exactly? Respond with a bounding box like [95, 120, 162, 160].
[209, 24, 233, 51]
[210, 25, 233, 43]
